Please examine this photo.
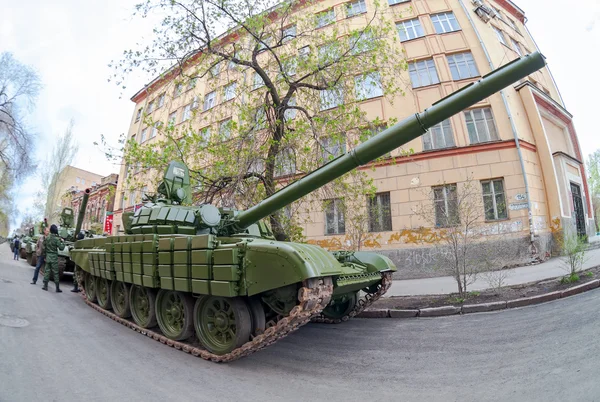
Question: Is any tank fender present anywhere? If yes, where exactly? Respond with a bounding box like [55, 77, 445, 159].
[342, 251, 397, 273]
[243, 240, 344, 296]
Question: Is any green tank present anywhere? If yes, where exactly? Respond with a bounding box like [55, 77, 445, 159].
[71, 52, 546, 362]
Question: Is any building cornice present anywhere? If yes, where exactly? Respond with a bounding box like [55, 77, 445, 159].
[552, 151, 583, 166]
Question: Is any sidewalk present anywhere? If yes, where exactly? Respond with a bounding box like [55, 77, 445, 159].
[385, 246, 600, 297]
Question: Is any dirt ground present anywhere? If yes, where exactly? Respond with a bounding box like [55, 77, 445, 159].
[372, 265, 600, 310]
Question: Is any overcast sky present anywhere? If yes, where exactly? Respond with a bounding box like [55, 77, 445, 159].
[1, 0, 599, 231]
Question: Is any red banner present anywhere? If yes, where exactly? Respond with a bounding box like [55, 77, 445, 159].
[104, 213, 114, 234]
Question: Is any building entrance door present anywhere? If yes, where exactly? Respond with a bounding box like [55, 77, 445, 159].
[570, 182, 586, 238]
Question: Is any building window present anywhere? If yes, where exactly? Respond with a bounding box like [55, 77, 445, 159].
[368, 192, 392, 232]
[219, 119, 233, 139]
[168, 111, 177, 126]
[316, 9, 335, 28]
[254, 107, 267, 130]
[174, 83, 183, 97]
[282, 25, 297, 43]
[129, 190, 136, 207]
[199, 127, 211, 143]
[431, 12, 460, 34]
[187, 78, 197, 91]
[253, 72, 264, 90]
[140, 128, 147, 143]
[355, 72, 383, 100]
[349, 30, 375, 55]
[147, 100, 154, 114]
[388, 0, 410, 5]
[281, 58, 297, 78]
[422, 119, 455, 150]
[224, 82, 236, 101]
[284, 96, 297, 121]
[135, 108, 142, 122]
[203, 91, 216, 111]
[346, 0, 367, 18]
[210, 62, 221, 77]
[318, 43, 341, 66]
[275, 148, 296, 177]
[157, 93, 165, 108]
[150, 123, 159, 139]
[511, 38, 523, 56]
[325, 198, 345, 234]
[447, 52, 479, 80]
[434, 184, 458, 227]
[396, 18, 424, 42]
[507, 18, 521, 34]
[408, 59, 440, 88]
[298, 46, 310, 59]
[493, 26, 507, 46]
[491, 6, 504, 21]
[320, 86, 344, 110]
[320, 135, 346, 162]
[182, 103, 192, 122]
[464, 108, 499, 144]
[482, 179, 508, 221]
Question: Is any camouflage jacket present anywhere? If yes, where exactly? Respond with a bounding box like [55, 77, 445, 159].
[36, 236, 46, 257]
[44, 234, 65, 256]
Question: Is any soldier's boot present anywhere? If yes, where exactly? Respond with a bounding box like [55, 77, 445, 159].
[71, 282, 80, 292]
[42, 282, 48, 291]
[55, 283, 62, 293]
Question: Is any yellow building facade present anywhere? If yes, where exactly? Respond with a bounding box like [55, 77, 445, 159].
[113, 0, 594, 278]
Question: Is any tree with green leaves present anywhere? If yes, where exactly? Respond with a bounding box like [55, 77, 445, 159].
[587, 149, 600, 232]
[107, 0, 413, 240]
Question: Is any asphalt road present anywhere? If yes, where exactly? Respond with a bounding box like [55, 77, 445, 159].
[1, 246, 599, 402]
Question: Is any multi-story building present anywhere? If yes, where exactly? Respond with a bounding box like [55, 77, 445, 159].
[113, 0, 594, 279]
[46, 165, 103, 224]
[69, 173, 118, 233]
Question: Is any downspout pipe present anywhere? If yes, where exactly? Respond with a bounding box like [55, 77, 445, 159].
[458, 0, 536, 244]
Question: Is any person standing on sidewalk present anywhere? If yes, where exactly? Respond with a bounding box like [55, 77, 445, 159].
[31, 228, 49, 285]
[13, 236, 20, 260]
[42, 225, 65, 293]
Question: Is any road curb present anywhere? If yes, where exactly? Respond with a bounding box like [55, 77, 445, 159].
[359, 279, 600, 319]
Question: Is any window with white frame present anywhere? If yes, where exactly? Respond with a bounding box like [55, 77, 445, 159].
[187, 78, 197, 91]
[199, 127, 211, 143]
[147, 100, 154, 114]
[431, 12, 460, 34]
[447, 52, 479, 80]
[275, 148, 296, 177]
[224, 82, 236, 101]
[140, 128, 148, 143]
[464, 108, 499, 144]
[318, 43, 341, 65]
[219, 119, 233, 139]
[316, 9, 335, 27]
[320, 86, 344, 110]
[422, 119, 455, 150]
[135, 108, 142, 122]
[368, 192, 392, 232]
[482, 179, 508, 220]
[507, 18, 521, 34]
[388, 0, 410, 5]
[174, 82, 183, 97]
[282, 58, 297, 78]
[346, 0, 366, 17]
[284, 96, 297, 121]
[254, 107, 267, 130]
[182, 103, 192, 122]
[157, 93, 165, 108]
[253, 72, 265, 90]
[325, 198, 345, 234]
[150, 123, 159, 139]
[493, 26, 507, 46]
[355, 72, 383, 100]
[491, 6, 504, 21]
[320, 135, 346, 162]
[511, 38, 523, 56]
[168, 111, 177, 126]
[298, 46, 310, 59]
[396, 18, 424, 41]
[349, 30, 375, 55]
[408, 59, 440, 88]
[203, 91, 216, 111]
[434, 184, 459, 227]
[210, 62, 221, 77]
[282, 25, 297, 43]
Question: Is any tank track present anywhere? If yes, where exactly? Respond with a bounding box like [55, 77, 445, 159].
[78, 275, 333, 363]
[311, 271, 393, 324]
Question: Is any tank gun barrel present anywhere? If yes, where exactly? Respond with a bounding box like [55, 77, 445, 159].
[74, 188, 91, 237]
[234, 52, 546, 230]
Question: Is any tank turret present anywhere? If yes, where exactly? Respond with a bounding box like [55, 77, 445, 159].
[75, 188, 91, 237]
[72, 52, 546, 362]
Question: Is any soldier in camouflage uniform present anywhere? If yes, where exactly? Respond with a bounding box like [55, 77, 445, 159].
[42, 224, 65, 293]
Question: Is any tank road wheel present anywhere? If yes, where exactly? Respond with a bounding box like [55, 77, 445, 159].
[110, 281, 131, 318]
[20, 249, 26, 259]
[321, 292, 359, 320]
[96, 277, 112, 310]
[156, 290, 194, 341]
[85, 273, 97, 303]
[57, 257, 67, 280]
[194, 296, 252, 355]
[247, 297, 266, 337]
[31, 254, 37, 267]
[129, 286, 157, 328]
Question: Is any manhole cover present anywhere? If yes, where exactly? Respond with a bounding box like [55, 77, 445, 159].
[0, 314, 29, 328]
